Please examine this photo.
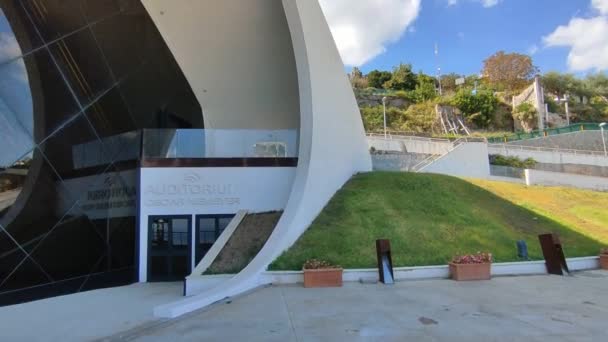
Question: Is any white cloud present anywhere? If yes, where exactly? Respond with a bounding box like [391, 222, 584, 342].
[543, 13, 608, 71]
[592, 0, 608, 14]
[319, 0, 421, 66]
[447, 0, 501, 7]
[0, 32, 27, 83]
[0, 32, 21, 63]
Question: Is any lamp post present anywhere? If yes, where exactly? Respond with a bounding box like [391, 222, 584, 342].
[600, 122, 607, 157]
[382, 97, 388, 139]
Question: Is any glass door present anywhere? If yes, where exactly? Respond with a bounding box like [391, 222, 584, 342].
[148, 216, 192, 282]
[195, 215, 235, 265]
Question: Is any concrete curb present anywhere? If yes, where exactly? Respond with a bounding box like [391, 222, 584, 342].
[260, 257, 600, 284]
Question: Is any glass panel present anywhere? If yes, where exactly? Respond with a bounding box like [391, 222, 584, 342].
[84, 87, 135, 139]
[80, 0, 121, 24]
[21, 0, 87, 43]
[150, 219, 169, 251]
[88, 7, 147, 81]
[0, 154, 32, 218]
[142, 129, 299, 158]
[0, 56, 35, 155]
[0, 3, 45, 61]
[218, 217, 233, 236]
[48, 27, 116, 107]
[22, 47, 80, 140]
[170, 255, 188, 278]
[171, 218, 189, 248]
[0, 256, 51, 292]
[28, 204, 106, 281]
[0, 227, 27, 286]
[149, 256, 167, 280]
[198, 218, 216, 244]
[38, 113, 108, 188]
[1, 147, 77, 247]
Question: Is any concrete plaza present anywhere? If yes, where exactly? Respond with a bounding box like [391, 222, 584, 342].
[1, 271, 607, 341]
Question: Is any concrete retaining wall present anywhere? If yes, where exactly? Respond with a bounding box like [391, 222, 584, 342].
[525, 169, 608, 192]
[372, 153, 432, 172]
[488, 145, 608, 168]
[509, 131, 606, 152]
[368, 137, 453, 155]
[423, 142, 491, 178]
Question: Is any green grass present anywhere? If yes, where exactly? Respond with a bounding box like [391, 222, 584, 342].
[270, 172, 606, 270]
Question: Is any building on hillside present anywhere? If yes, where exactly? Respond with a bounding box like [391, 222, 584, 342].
[0, 0, 371, 309]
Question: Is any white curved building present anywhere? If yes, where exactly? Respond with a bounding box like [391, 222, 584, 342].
[0, 0, 370, 314]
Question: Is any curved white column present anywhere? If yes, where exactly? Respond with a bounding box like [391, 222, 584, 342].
[151, 0, 371, 318]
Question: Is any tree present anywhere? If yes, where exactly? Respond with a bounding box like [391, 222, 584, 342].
[513, 102, 538, 132]
[451, 89, 498, 128]
[360, 106, 405, 132]
[585, 73, 608, 98]
[440, 73, 463, 94]
[367, 70, 392, 89]
[349, 67, 368, 89]
[542, 72, 579, 100]
[384, 63, 417, 91]
[409, 72, 437, 103]
[482, 51, 537, 92]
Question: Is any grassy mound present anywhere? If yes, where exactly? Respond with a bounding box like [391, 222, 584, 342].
[270, 172, 606, 270]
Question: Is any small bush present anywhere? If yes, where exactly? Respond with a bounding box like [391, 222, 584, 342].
[490, 154, 537, 168]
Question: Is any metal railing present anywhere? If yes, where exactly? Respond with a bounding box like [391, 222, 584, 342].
[487, 123, 602, 144]
[488, 143, 607, 157]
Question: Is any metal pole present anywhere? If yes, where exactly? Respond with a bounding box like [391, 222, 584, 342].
[383, 97, 388, 139]
[565, 100, 570, 126]
[601, 125, 607, 157]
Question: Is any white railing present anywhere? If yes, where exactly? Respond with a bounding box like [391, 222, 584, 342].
[489, 143, 607, 157]
[366, 132, 453, 144]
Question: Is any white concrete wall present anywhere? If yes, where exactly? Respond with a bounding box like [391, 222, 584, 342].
[525, 169, 608, 192]
[153, 0, 372, 318]
[138, 167, 296, 282]
[142, 0, 299, 130]
[488, 145, 608, 168]
[422, 143, 491, 178]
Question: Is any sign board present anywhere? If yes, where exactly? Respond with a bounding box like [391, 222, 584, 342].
[455, 77, 466, 86]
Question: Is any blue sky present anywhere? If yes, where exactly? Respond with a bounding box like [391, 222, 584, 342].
[321, 0, 608, 76]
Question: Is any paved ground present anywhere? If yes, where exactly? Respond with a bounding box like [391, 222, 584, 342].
[1, 271, 607, 341]
[120, 271, 607, 342]
[0, 282, 182, 342]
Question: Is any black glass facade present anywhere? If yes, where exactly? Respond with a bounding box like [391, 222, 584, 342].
[0, 0, 202, 305]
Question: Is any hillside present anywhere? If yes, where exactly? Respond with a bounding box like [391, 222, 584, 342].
[270, 172, 606, 270]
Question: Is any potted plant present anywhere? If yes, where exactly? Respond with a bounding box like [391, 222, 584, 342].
[303, 259, 343, 288]
[449, 252, 492, 281]
[600, 249, 608, 270]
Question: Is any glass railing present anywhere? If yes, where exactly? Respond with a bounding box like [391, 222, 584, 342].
[142, 129, 299, 159]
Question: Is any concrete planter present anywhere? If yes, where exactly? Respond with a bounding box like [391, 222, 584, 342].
[600, 254, 608, 270]
[303, 268, 343, 288]
[449, 262, 491, 281]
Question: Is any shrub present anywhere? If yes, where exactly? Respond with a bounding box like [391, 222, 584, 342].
[490, 154, 537, 168]
[513, 102, 538, 131]
[401, 101, 438, 133]
[451, 89, 498, 128]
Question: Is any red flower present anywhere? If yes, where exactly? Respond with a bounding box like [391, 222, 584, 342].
[452, 252, 493, 264]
